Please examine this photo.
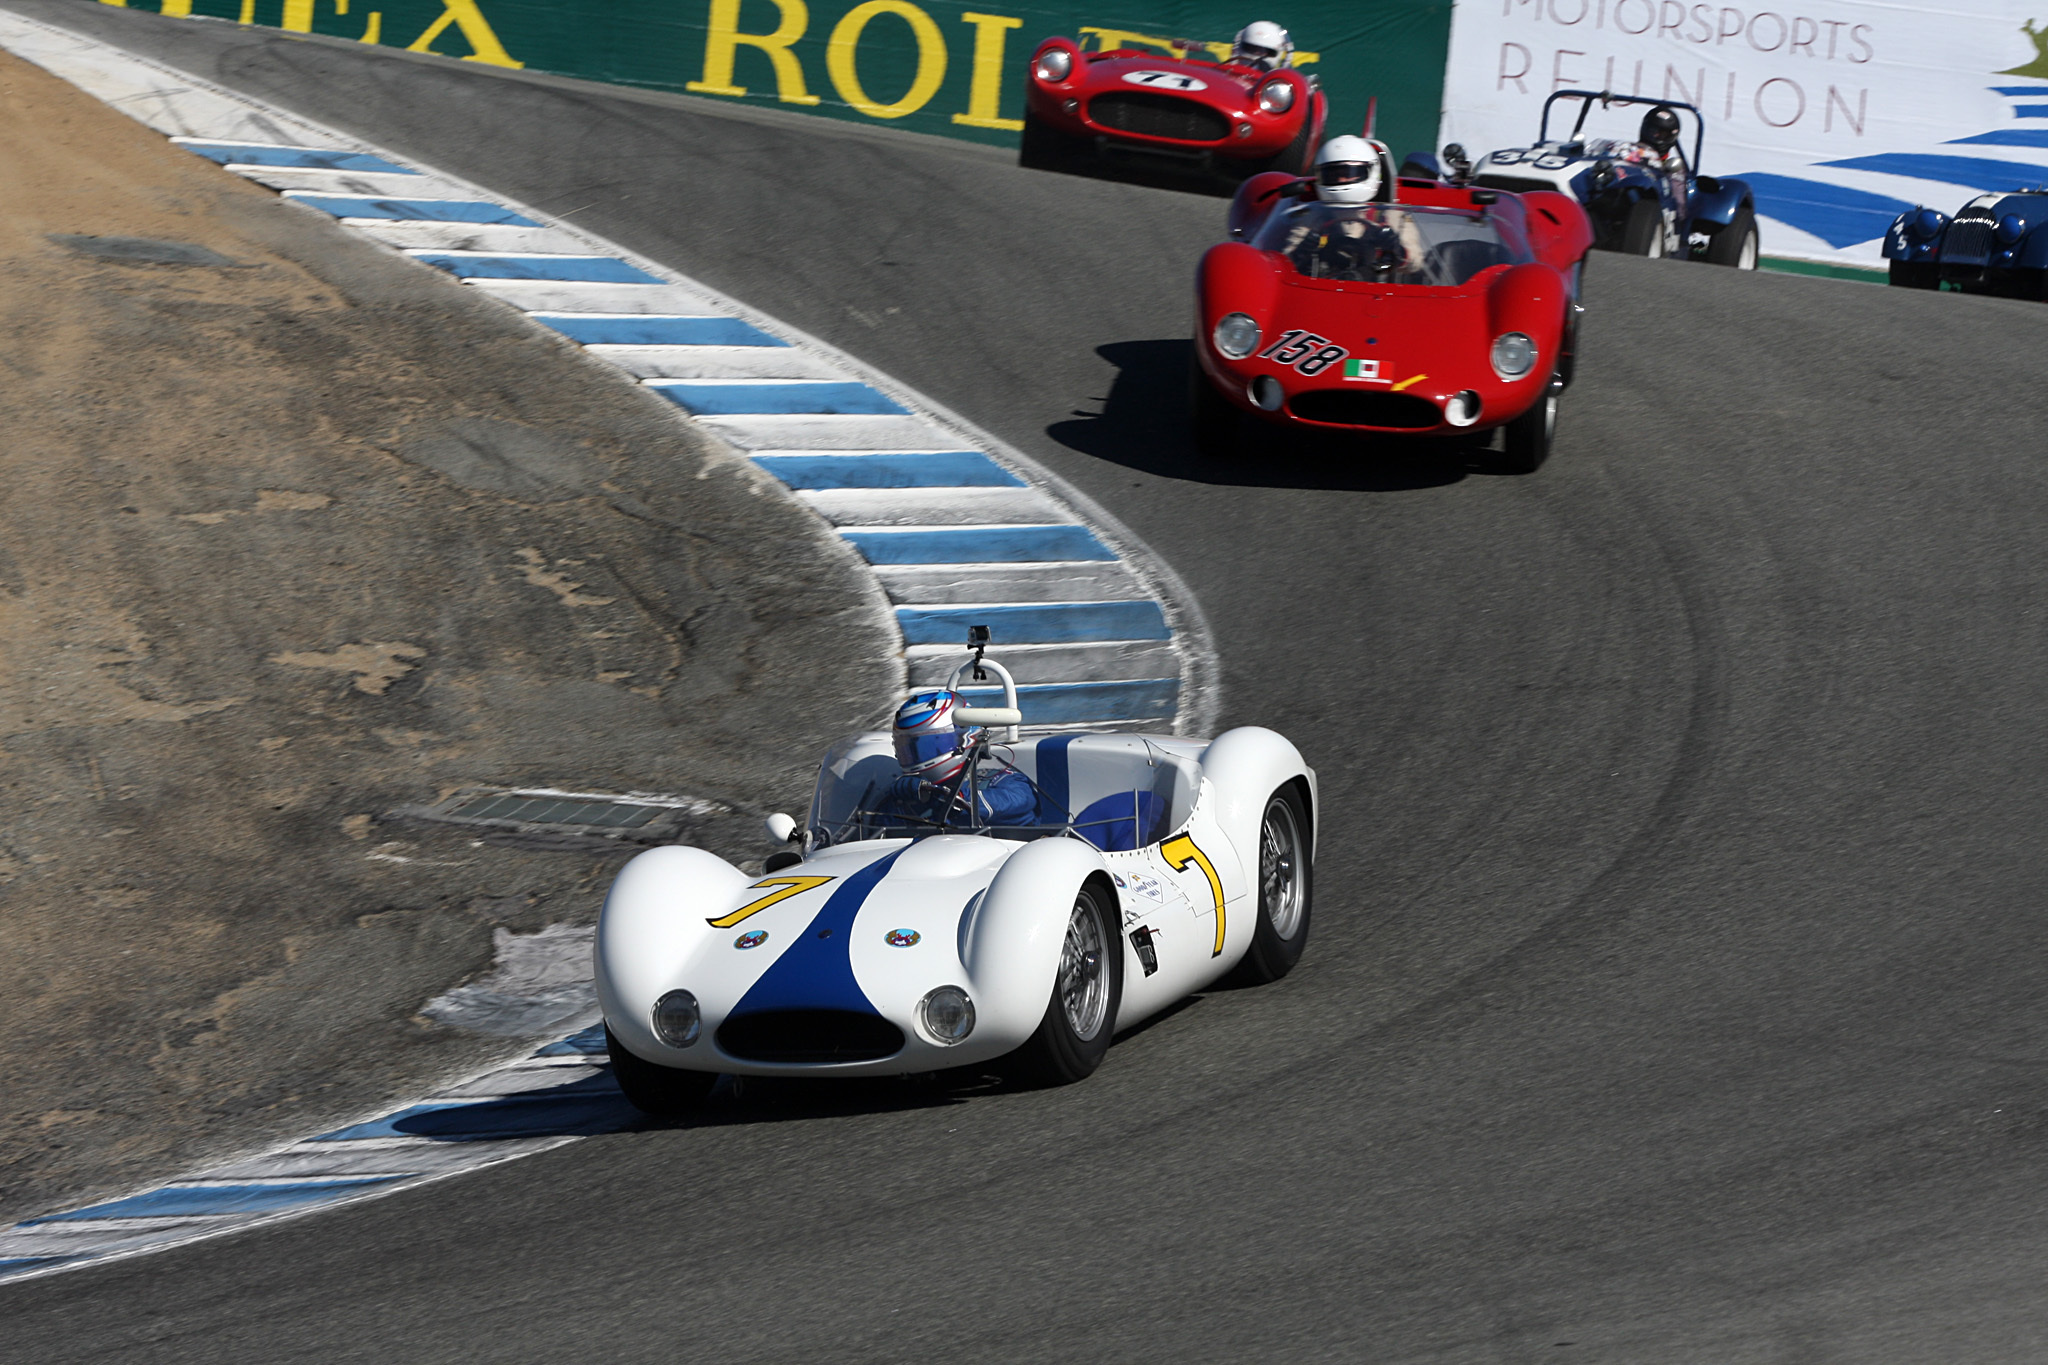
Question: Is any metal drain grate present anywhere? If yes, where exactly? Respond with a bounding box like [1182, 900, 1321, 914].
[399, 787, 732, 847]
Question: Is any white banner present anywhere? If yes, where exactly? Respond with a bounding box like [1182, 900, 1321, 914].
[1438, 0, 2048, 264]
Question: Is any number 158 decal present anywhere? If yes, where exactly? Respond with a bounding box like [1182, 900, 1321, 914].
[1258, 329, 1348, 377]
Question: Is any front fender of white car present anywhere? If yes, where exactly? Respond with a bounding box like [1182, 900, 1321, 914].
[961, 836, 1110, 1044]
[594, 844, 751, 1063]
[1198, 726, 1317, 869]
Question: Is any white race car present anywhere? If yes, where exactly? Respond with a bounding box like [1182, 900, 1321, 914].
[595, 639, 1317, 1113]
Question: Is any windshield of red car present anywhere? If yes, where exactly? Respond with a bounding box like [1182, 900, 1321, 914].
[1253, 202, 1532, 286]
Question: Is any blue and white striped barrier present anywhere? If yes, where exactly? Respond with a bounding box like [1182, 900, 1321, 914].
[0, 8, 1218, 1280]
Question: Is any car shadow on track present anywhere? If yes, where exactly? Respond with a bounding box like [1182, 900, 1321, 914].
[1049, 340, 1519, 490]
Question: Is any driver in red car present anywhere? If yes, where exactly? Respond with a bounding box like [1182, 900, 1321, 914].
[1276, 136, 1427, 282]
[1227, 21, 1293, 73]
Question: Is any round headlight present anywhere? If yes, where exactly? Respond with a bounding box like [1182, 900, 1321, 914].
[1490, 331, 1537, 379]
[1213, 312, 1260, 359]
[920, 985, 975, 1045]
[1255, 79, 1295, 115]
[1911, 207, 1944, 239]
[1997, 212, 2027, 244]
[1444, 390, 1482, 427]
[650, 989, 700, 1048]
[1032, 48, 1072, 82]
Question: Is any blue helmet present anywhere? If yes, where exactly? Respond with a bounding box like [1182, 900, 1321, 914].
[893, 690, 979, 781]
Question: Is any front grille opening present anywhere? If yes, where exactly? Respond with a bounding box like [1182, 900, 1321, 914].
[1089, 92, 1230, 143]
[717, 1009, 906, 1063]
[1289, 389, 1444, 428]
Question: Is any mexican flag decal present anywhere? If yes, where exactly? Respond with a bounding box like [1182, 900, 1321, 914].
[1342, 358, 1381, 381]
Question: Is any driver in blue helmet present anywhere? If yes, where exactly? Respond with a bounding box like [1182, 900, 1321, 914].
[880, 689, 1036, 826]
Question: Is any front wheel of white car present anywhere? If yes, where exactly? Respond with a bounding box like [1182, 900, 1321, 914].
[1007, 880, 1124, 1087]
[1225, 784, 1314, 986]
[607, 1024, 717, 1117]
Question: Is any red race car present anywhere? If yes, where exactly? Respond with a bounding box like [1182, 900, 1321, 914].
[1191, 140, 1595, 471]
[1020, 25, 1326, 195]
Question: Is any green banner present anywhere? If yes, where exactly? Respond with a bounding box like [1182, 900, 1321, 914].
[111, 0, 1453, 167]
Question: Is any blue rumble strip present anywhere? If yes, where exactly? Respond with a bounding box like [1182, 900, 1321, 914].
[840, 525, 1116, 564]
[649, 381, 908, 416]
[411, 254, 665, 283]
[897, 601, 1169, 645]
[312, 1092, 631, 1142]
[752, 452, 1023, 489]
[959, 678, 1180, 724]
[26, 1178, 409, 1222]
[530, 314, 785, 347]
[286, 195, 540, 225]
[174, 141, 414, 173]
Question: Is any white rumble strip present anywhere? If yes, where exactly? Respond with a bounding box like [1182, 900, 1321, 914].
[0, 9, 1219, 1283]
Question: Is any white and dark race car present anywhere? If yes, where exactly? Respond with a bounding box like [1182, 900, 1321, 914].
[1447, 89, 1758, 266]
[595, 633, 1317, 1113]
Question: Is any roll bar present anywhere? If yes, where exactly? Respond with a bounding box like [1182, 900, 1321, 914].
[1540, 89, 1704, 172]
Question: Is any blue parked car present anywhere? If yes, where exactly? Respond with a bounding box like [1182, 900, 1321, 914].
[1427, 90, 1757, 267]
[1885, 191, 2048, 298]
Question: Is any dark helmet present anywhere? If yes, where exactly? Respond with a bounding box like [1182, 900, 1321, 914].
[1640, 105, 1681, 155]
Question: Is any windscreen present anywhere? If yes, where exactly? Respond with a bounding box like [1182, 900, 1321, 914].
[1254, 201, 1531, 286]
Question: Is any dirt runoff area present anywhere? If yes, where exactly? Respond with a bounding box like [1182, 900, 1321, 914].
[0, 48, 898, 1225]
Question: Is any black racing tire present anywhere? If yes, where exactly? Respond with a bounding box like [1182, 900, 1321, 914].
[1888, 260, 1940, 290]
[1190, 352, 1240, 458]
[1246, 110, 1317, 180]
[606, 1024, 717, 1117]
[1620, 196, 1665, 258]
[1006, 880, 1124, 1087]
[1019, 109, 1086, 172]
[1704, 206, 1759, 268]
[1223, 784, 1314, 987]
[1499, 376, 1560, 475]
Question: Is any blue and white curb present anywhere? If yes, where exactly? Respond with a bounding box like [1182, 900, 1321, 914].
[0, 1025, 629, 1284]
[0, 8, 1218, 1280]
[0, 8, 1216, 733]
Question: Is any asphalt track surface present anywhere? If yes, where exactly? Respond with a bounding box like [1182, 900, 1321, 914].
[6, 7, 2048, 1361]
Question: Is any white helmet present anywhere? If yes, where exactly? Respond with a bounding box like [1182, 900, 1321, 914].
[1231, 21, 1292, 72]
[1313, 135, 1383, 206]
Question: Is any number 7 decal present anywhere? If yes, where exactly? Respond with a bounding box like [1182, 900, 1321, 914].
[1159, 835, 1226, 957]
[708, 876, 834, 928]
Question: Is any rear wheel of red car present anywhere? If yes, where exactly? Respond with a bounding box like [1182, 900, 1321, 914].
[607, 1024, 717, 1117]
[1889, 260, 1939, 290]
[1621, 197, 1665, 258]
[1704, 207, 1759, 268]
[1500, 378, 1559, 475]
[1019, 109, 1087, 172]
[1189, 353, 1241, 458]
[1007, 881, 1124, 1087]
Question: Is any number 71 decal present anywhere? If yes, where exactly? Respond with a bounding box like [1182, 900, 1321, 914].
[1159, 835, 1227, 957]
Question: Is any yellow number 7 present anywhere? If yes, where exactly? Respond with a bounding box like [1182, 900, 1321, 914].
[707, 876, 834, 928]
[1159, 835, 1226, 957]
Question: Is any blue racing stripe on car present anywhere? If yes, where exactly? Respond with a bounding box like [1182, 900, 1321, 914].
[752, 452, 1023, 490]
[287, 196, 540, 225]
[1821, 152, 2048, 189]
[1033, 733, 1076, 821]
[530, 314, 785, 347]
[841, 525, 1116, 564]
[25, 1178, 409, 1222]
[959, 679, 1181, 724]
[412, 254, 665, 283]
[897, 601, 1169, 645]
[725, 850, 905, 1021]
[649, 382, 909, 416]
[175, 142, 413, 172]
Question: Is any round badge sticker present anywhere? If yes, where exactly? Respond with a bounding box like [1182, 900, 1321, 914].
[1122, 69, 1206, 92]
[885, 928, 920, 948]
[734, 930, 768, 950]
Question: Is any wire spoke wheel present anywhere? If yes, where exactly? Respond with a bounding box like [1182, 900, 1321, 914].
[1260, 796, 1306, 941]
[1058, 889, 1111, 1041]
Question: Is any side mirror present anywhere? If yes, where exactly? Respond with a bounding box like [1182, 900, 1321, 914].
[764, 813, 798, 845]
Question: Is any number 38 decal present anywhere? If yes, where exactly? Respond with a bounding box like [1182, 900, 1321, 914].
[1258, 329, 1348, 377]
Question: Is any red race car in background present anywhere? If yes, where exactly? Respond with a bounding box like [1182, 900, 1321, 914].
[1020, 28, 1326, 195]
[1192, 142, 1595, 471]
